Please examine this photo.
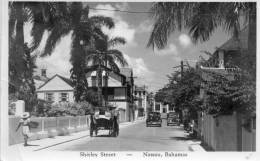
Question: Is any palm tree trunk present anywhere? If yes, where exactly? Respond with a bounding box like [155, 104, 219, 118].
[97, 55, 103, 106]
[13, 2, 26, 92]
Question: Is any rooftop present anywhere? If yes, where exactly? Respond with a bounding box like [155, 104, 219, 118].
[218, 26, 248, 51]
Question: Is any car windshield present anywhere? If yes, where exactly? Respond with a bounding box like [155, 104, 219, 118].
[148, 112, 160, 118]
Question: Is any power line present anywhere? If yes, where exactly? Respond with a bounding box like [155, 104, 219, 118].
[89, 7, 152, 14]
[89, 7, 255, 15]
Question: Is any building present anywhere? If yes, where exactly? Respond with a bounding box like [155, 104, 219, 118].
[36, 74, 74, 104]
[33, 68, 49, 89]
[154, 102, 174, 118]
[134, 85, 149, 117]
[85, 66, 135, 122]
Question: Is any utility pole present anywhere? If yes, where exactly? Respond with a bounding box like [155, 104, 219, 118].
[180, 60, 184, 79]
[173, 60, 187, 79]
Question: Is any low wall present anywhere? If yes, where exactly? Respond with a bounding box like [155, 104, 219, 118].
[9, 115, 90, 145]
[198, 112, 256, 151]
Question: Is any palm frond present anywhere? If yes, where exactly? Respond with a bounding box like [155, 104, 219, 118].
[108, 37, 126, 48]
[41, 23, 71, 57]
[107, 49, 128, 66]
[90, 16, 115, 29]
[30, 17, 46, 51]
[107, 58, 120, 73]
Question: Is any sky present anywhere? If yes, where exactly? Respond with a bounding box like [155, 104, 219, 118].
[25, 2, 232, 93]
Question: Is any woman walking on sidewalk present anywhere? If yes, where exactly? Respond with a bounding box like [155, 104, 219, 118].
[16, 112, 33, 146]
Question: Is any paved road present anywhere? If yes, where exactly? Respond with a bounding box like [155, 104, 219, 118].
[48, 120, 192, 151]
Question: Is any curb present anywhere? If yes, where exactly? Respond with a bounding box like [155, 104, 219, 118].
[11, 119, 145, 151]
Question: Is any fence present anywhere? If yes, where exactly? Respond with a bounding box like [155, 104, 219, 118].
[197, 112, 256, 151]
[9, 115, 90, 145]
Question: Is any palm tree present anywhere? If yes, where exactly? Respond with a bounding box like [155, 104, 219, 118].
[9, 2, 65, 111]
[85, 36, 128, 106]
[147, 2, 256, 78]
[38, 2, 115, 102]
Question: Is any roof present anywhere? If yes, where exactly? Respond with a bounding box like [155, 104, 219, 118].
[120, 68, 132, 78]
[37, 74, 73, 90]
[33, 75, 49, 82]
[135, 86, 147, 92]
[218, 26, 248, 51]
[58, 75, 73, 87]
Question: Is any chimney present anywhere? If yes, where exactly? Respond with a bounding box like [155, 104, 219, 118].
[218, 50, 225, 69]
[41, 69, 47, 77]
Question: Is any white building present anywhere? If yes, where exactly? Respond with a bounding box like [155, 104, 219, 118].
[134, 86, 149, 117]
[154, 102, 175, 118]
[36, 74, 74, 104]
[85, 67, 134, 122]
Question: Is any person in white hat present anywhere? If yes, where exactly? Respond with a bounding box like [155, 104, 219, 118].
[16, 112, 32, 146]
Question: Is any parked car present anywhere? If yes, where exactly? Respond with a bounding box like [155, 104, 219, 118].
[146, 112, 162, 127]
[167, 112, 180, 126]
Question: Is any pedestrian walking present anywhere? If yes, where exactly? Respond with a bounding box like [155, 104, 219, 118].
[16, 112, 33, 146]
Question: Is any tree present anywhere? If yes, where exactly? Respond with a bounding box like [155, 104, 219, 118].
[155, 66, 202, 122]
[37, 2, 115, 103]
[9, 2, 63, 111]
[148, 2, 256, 78]
[85, 36, 128, 106]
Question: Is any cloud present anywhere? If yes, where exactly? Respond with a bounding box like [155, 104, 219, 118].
[178, 34, 191, 48]
[136, 19, 153, 33]
[89, 4, 136, 46]
[115, 2, 129, 10]
[153, 43, 179, 56]
[123, 54, 154, 86]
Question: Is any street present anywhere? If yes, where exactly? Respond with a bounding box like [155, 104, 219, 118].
[46, 120, 192, 151]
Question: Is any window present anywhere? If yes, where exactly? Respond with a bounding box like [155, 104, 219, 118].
[169, 106, 174, 111]
[60, 93, 68, 102]
[155, 104, 160, 111]
[91, 76, 96, 87]
[114, 88, 125, 100]
[45, 93, 54, 102]
[163, 108, 167, 113]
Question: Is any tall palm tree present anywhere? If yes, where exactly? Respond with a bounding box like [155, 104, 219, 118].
[147, 2, 256, 78]
[85, 36, 128, 106]
[39, 2, 115, 102]
[9, 2, 65, 111]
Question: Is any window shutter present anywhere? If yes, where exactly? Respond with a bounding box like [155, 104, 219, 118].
[59, 93, 61, 102]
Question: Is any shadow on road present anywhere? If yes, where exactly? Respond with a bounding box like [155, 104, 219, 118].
[94, 135, 117, 137]
[169, 136, 200, 142]
[25, 144, 40, 147]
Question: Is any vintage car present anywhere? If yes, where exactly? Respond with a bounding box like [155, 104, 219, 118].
[90, 106, 119, 137]
[146, 112, 162, 127]
[166, 112, 180, 126]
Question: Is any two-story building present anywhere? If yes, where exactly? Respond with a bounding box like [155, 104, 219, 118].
[134, 85, 150, 117]
[85, 66, 134, 122]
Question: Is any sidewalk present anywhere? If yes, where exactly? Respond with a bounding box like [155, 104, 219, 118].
[176, 124, 206, 152]
[8, 119, 145, 153]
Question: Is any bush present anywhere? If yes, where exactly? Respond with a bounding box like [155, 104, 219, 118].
[42, 101, 93, 117]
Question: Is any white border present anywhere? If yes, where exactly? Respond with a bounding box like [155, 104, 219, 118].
[1, 0, 259, 161]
